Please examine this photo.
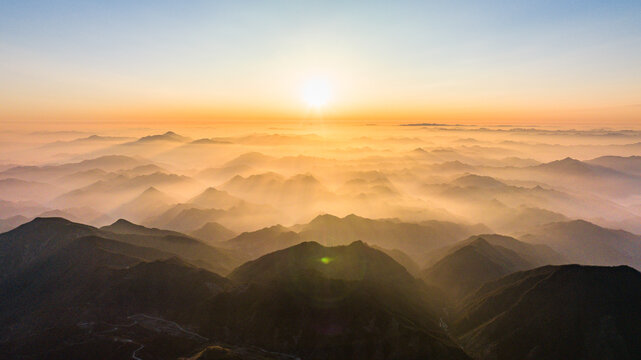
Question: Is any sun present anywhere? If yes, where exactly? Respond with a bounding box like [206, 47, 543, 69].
[301, 77, 332, 109]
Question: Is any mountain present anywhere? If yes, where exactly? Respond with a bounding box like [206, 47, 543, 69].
[51, 172, 197, 209]
[111, 186, 176, 222]
[221, 172, 333, 207]
[0, 217, 101, 282]
[296, 214, 488, 263]
[189, 222, 237, 245]
[528, 157, 641, 198]
[187, 187, 244, 209]
[522, 220, 641, 269]
[0, 239, 227, 359]
[136, 131, 191, 143]
[423, 234, 565, 268]
[371, 245, 421, 276]
[0, 178, 61, 202]
[222, 225, 301, 260]
[586, 155, 641, 176]
[0, 217, 242, 278]
[214, 241, 469, 360]
[452, 265, 641, 360]
[0, 199, 49, 218]
[101, 218, 184, 237]
[0, 215, 30, 233]
[0, 155, 147, 182]
[451, 174, 507, 189]
[421, 237, 535, 301]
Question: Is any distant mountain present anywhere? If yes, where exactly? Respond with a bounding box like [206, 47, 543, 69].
[189, 222, 237, 245]
[451, 174, 507, 189]
[187, 187, 244, 209]
[217, 241, 468, 360]
[135, 131, 191, 143]
[522, 220, 641, 269]
[528, 157, 641, 198]
[0, 199, 49, 218]
[452, 265, 641, 360]
[38, 206, 112, 226]
[51, 172, 198, 209]
[0, 155, 147, 182]
[222, 225, 301, 260]
[222, 172, 333, 207]
[0, 178, 61, 202]
[586, 155, 641, 176]
[421, 237, 535, 301]
[296, 214, 489, 264]
[424, 234, 565, 268]
[111, 186, 176, 222]
[0, 215, 30, 233]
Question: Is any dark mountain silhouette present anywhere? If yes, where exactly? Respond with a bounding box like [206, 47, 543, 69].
[212, 241, 468, 360]
[101, 218, 184, 237]
[1, 217, 242, 278]
[0, 239, 227, 359]
[522, 220, 641, 269]
[452, 265, 641, 360]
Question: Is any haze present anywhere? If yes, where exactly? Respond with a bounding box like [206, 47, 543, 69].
[1, 1, 641, 360]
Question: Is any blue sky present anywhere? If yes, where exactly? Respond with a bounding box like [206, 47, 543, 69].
[1, 0, 640, 124]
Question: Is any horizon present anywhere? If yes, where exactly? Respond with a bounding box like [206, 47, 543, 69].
[2, 0, 641, 126]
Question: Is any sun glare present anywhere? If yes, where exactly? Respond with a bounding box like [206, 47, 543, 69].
[301, 77, 332, 109]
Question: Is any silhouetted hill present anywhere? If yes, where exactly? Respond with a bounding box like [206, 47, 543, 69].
[452, 265, 641, 360]
[101, 218, 184, 237]
[212, 241, 468, 360]
[0, 217, 100, 281]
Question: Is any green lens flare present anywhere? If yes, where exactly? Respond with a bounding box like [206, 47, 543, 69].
[320, 257, 332, 264]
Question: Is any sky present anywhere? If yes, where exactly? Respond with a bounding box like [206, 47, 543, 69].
[1, 0, 641, 126]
